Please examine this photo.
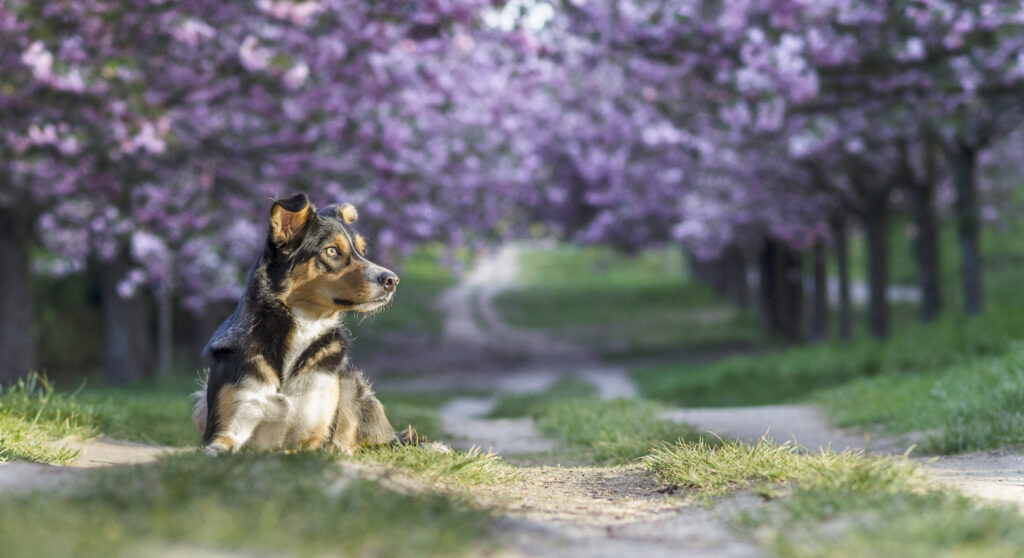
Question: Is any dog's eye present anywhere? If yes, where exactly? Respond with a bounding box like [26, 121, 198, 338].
[324, 246, 340, 258]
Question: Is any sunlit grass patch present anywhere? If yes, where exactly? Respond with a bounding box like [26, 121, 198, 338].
[816, 344, 1024, 454]
[643, 437, 917, 499]
[354, 444, 520, 488]
[0, 452, 489, 558]
[0, 374, 96, 464]
[734, 452, 1024, 558]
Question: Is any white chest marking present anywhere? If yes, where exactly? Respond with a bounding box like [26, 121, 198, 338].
[282, 314, 339, 379]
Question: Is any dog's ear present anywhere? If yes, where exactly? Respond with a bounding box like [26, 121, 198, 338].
[337, 203, 358, 224]
[270, 193, 313, 247]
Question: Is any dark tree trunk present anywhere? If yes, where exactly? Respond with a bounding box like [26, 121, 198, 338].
[832, 218, 852, 341]
[0, 218, 35, 384]
[758, 238, 803, 341]
[953, 142, 983, 315]
[811, 242, 828, 341]
[723, 243, 749, 309]
[909, 180, 942, 322]
[98, 252, 154, 384]
[863, 197, 890, 338]
[156, 288, 174, 378]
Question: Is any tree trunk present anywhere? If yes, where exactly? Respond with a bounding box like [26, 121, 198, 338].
[811, 242, 828, 341]
[758, 238, 803, 341]
[0, 219, 35, 384]
[953, 142, 983, 315]
[910, 181, 942, 322]
[156, 288, 174, 378]
[723, 243, 749, 309]
[98, 252, 154, 384]
[758, 240, 779, 334]
[832, 218, 852, 341]
[863, 197, 890, 338]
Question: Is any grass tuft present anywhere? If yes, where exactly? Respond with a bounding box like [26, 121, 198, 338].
[0, 374, 95, 464]
[354, 445, 520, 488]
[644, 436, 917, 499]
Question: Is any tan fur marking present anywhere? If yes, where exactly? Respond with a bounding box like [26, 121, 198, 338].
[353, 234, 366, 256]
[211, 384, 240, 450]
[294, 341, 343, 375]
[332, 233, 351, 256]
[339, 203, 358, 224]
[282, 253, 376, 313]
[249, 354, 281, 387]
[332, 379, 360, 454]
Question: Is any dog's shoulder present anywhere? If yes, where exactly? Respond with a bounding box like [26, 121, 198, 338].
[203, 302, 252, 359]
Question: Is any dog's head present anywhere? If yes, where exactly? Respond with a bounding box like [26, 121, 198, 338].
[264, 193, 398, 316]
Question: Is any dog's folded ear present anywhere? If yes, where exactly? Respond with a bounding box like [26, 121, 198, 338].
[270, 193, 313, 247]
[338, 203, 358, 224]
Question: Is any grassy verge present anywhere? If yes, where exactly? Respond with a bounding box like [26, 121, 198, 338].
[493, 245, 763, 359]
[490, 379, 702, 464]
[633, 304, 1024, 408]
[0, 452, 489, 558]
[815, 344, 1024, 454]
[649, 436, 1024, 557]
[0, 375, 94, 464]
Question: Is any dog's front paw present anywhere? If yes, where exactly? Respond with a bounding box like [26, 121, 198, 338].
[203, 442, 229, 456]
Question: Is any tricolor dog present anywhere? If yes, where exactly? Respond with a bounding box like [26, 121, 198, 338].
[193, 193, 401, 455]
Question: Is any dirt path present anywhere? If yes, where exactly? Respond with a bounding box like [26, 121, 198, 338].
[0, 436, 182, 495]
[434, 243, 1024, 557]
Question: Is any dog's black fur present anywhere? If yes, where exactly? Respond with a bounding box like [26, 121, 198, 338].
[193, 193, 401, 454]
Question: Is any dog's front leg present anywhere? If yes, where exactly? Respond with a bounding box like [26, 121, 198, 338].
[205, 383, 288, 455]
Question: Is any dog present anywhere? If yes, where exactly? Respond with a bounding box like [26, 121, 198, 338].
[192, 193, 402, 455]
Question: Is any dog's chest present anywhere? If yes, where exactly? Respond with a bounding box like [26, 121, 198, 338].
[281, 315, 339, 379]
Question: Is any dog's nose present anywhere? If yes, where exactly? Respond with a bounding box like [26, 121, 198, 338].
[378, 271, 399, 292]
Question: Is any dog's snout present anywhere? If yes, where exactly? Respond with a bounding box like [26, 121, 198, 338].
[378, 271, 399, 292]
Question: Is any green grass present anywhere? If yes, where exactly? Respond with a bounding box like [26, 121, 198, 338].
[488, 378, 597, 418]
[0, 375, 94, 464]
[758, 491, 1024, 558]
[816, 344, 1024, 454]
[353, 445, 519, 488]
[644, 436, 916, 499]
[0, 452, 489, 558]
[493, 245, 763, 359]
[491, 380, 703, 463]
[729, 443, 1024, 558]
[634, 303, 1024, 408]
[649, 437, 1024, 557]
[379, 391, 453, 441]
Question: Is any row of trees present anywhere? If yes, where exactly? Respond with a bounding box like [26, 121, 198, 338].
[3, 1, 1023, 383]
